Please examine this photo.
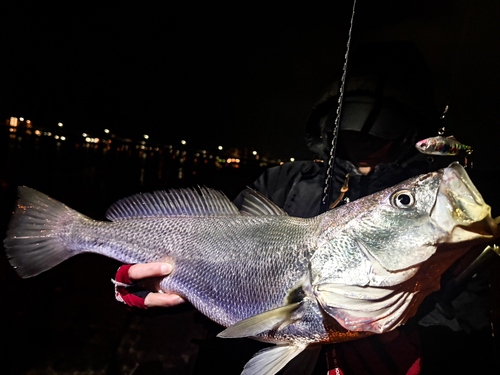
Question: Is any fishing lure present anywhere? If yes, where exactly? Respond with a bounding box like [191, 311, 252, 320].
[415, 135, 472, 156]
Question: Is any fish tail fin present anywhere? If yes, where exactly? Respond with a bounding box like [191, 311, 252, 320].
[4, 186, 85, 278]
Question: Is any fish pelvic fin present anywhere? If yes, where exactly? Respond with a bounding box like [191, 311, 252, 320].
[4, 187, 85, 278]
[217, 302, 302, 339]
[241, 344, 307, 375]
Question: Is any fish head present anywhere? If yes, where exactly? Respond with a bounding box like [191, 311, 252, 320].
[312, 162, 497, 335]
[430, 162, 497, 242]
[415, 137, 437, 153]
[349, 162, 497, 273]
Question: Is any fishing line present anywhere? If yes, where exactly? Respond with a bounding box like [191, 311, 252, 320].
[320, 0, 357, 213]
[432, 1, 473, 167]
[439, 0, 471, 127]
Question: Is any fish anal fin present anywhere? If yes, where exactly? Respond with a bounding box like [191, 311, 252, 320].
[283, 345, 322, 375]
[241, 344, 307, 375]
[217, 302, 301, 339]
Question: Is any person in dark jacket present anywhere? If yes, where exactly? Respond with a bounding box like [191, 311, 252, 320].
[115, 42, 494, 374]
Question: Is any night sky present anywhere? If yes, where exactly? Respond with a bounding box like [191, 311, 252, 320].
[2, 1, 500, 162]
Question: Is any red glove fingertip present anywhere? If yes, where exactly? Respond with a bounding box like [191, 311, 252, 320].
[116, 264, 133, 284]
[114, 265, 148, 310]
[121, 292, 148, 309]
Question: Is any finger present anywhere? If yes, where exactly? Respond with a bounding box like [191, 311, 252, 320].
[128, 262, 173, 281]
[145, 293, 186, 308]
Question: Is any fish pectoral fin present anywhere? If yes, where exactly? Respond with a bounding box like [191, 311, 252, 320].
[217, 302, 302, 339]
[241, 344, 307, 375]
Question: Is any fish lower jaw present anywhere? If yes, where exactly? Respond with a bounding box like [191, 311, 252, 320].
[431, 204, 498, 244]
[445, 220, 498, 244]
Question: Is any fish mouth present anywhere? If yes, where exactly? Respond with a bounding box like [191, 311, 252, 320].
[430, 162, 498, 242]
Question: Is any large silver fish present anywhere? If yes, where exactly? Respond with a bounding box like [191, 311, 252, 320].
[4, 162, 498, 375]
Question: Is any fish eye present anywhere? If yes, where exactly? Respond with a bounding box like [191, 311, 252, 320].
[391, 190, 415, 209]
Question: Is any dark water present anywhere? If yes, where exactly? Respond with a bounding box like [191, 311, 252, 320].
[0, 128, 270, 375]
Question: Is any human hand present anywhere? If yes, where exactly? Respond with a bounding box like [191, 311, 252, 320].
[114, 263, 185, 309]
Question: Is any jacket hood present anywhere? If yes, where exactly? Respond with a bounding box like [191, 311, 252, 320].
[306, 41, 439, 163]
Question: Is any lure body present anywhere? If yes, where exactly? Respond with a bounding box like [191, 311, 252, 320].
[415, 135, 472, 156]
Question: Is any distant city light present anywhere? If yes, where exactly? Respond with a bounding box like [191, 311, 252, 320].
[3, 126, 292, 166]
[19, 117, 24, 121]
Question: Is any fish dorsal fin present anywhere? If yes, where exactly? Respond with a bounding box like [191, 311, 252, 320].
[106, 187, 240, 221]
[240, 188, 288, 216]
